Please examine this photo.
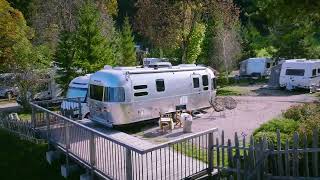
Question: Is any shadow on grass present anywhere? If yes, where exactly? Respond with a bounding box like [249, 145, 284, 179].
[0, 129, 82, 180]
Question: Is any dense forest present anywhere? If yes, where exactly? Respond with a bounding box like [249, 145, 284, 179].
[1, 0, 320, 95]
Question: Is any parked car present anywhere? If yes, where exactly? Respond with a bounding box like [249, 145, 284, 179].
[0, 86, 18, 99]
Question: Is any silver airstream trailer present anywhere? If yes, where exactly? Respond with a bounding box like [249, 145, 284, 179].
[88, 62, 217, 127]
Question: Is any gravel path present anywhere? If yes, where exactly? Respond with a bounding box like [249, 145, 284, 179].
[135, 93, 317, 144]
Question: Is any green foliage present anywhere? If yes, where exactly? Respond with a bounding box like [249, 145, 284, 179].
[253, 118, 299, 136]
[254, 103, 320, 146]
[283, 103, 320, 121]
[0, 129, 67, 180]
[0, 0, 33, 72]
[253, 118, 299, 145]
[216, 72, 229, 87]
[55, 31, 77, 92]
[73, 0, 114, 73]
[119, 16, 136, 66]
[186, 22, 206, 64]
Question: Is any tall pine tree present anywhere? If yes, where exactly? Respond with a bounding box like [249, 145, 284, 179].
[120, 16, 136, 66]
[74, 0, 114, 73]
[55, 31, 77, 92]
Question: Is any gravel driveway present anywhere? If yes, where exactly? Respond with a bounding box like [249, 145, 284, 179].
[134, 89, 317, 144]
[191, 94, 316, 142]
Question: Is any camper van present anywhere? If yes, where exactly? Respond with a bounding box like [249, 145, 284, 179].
[88, 62, 217, 127]
[240, 58, 274, 77]
[61, 74, 91, 119]
[279, 59, 320, 90]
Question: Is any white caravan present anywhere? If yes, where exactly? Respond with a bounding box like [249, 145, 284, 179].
[279, 59, 320, 90]
[88, 62, 217, 127]
[240, 58, 274, 77]
[61, 74, 91, 119]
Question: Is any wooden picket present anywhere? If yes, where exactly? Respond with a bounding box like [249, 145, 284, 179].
[212, 129, 320, 180]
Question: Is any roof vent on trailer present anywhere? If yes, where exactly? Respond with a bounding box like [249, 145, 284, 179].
[178, 64, 197, 67]
[148, 62, 172, 69]
[104, 65, 112, 69]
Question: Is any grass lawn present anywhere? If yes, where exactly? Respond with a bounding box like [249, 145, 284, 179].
[0, 129, 76, 180]
[173, 142, 245, 167]
[216, 86, 250, 96]
[17, 112, 31, 121]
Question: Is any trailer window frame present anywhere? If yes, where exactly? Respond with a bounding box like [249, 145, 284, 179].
[134, 92, 148, 97]
[211, 78, 217, 90]
[104, 87, 125, 102]
[202, 75, 209, 91]
[156, 79, 165, 92]
[89, 84, 104, 101]
[193, 77, 200, 88]
[133, 85, 147, 90]
[312, 69, 317, 77]
[285, 69, 305, 76]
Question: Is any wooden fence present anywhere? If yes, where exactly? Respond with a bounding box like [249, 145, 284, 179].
[213, 129, 320, 180]
[0, 113, 44, 143]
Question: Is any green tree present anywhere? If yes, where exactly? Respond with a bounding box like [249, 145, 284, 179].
[55, 31, 77, 92]
[186, 22, 206, 64]
[74, 0, 114, 73]
[0, 0, 51, 111]
[120, 16, 136, 66]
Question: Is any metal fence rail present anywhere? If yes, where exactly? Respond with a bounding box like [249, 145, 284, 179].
[30, 100, 218, 180]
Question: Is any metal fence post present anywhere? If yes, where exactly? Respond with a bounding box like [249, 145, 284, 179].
[65, 119, 70, 169]
[208, 132, 214, 176]
[78, 97, 82, 120]
[126, 148, 133, 180]
[89, 132, 96, 178]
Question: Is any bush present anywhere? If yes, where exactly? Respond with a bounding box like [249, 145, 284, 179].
[217, 72, 229, 87]
[298, 115, 320, 141]
[253, 118, 299, 146]
[253, 118, 299, 135]
[283, 103, 320, 121]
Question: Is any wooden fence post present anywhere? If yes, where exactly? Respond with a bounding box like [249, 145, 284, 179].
[31, 105, 36, 129]
[312, 129, 318, 177]
[46, 111, 50, 141]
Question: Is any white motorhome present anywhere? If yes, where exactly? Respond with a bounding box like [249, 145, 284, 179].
[240, 58, 274, 77]
[61, 74, 91, 119]
[88, 62, 217, 127]
[279, 59, 320, 90]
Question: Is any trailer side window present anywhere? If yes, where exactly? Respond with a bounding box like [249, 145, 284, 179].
[312, 69, 317, 77]
[202, 75, 209, 90]
[134, 85, 147, 90]
[156, 79, 165, 92]
[318, 69, 320, 74]
[193, 78, 200, 88]
[104, 87, 125, 102]
[211, 78, 217, 90]
[134, 92, 148, 97]
[89, 84, 104, 101]
[285, 69, 305, 76]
